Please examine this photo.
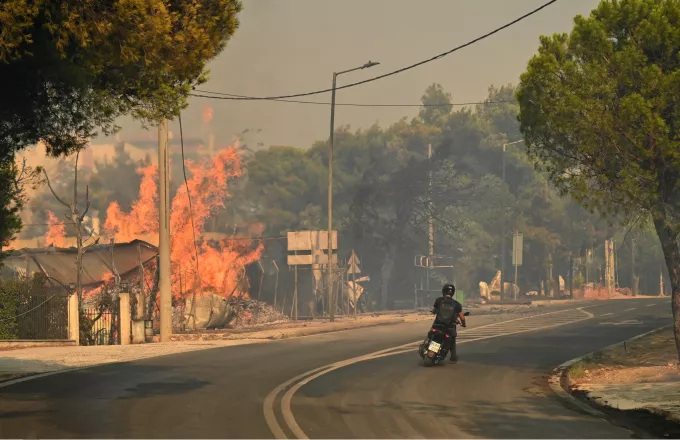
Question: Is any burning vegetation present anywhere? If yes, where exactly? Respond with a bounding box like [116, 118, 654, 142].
[44, 210, 67, 247]
[104, 143, 262, 301]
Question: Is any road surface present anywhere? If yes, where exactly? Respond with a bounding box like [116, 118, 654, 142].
[0, 298, 671, 438]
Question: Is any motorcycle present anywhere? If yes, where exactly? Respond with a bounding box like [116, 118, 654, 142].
[418, 311, 470, 366]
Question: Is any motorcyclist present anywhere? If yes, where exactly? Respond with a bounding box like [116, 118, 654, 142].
[431, 283, 466, 362]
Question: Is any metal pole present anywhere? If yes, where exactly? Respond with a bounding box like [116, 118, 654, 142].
[328, 72, 337, 323]
[273, 260, 279, 308]
[501, 143, 506, 298]
[293, 265, 298, 320]
[158, 118, 172, 342]
[514, 240, 519, 302]
[428, 143, 434, 257]
[569, 254, 574, 299]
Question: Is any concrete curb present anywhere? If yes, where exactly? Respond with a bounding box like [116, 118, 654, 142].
[548, 324, 673, 419]
[0, 315, 435, 389]
[170, 315, 431, 342]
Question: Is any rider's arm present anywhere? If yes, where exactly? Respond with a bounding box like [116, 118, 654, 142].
[458, 311, 467, 327]
[431, 297, 441, 315]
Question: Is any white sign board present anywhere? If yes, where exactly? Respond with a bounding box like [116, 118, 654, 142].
[287, 254, 338, 266]
[512, 232, 523, 267]
[287, 231, 337, 251]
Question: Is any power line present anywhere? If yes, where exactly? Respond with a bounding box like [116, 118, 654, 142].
[190, 91, 512, 107]
[178, 112, 202, 282]
[189, 0, 559, 101]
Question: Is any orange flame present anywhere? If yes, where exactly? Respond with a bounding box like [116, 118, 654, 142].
[203, 107, 214, 125]
[104, 143, 262, 299]
[45, 210, 67, 247]
[104, 164, 158, 242]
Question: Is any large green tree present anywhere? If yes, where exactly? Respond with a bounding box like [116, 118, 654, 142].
[516, 0, 680, 355]
[0, 0, 242, 251]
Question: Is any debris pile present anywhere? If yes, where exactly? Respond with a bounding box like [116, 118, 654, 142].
[229, 299, 289, 329]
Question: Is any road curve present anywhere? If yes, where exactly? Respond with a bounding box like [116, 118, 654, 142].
[0, 298, 671, 438]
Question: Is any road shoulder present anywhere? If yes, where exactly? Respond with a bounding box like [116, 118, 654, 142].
[557, 325, 680, 438]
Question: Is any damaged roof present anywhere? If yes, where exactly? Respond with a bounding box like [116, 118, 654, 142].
[0, 239, 158, 288]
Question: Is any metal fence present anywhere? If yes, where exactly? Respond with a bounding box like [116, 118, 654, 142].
[15, 288, 70, 340]
[82, 301, 120, 345]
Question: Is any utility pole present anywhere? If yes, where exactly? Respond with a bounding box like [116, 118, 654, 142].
[428, 144, 434, 297]
[327, 60, 379, 322]
[428, 143, 434, 257]
[501, 140, 525, 299]
[501, 143, 506, 298]
[158, 118, 172, 342]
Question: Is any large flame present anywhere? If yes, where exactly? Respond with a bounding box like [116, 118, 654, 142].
[104, 164, 159, 242]
[45, 210, 67, 247]
[104, 143, 262, 299]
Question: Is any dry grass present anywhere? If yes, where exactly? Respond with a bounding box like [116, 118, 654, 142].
[567, 327, 680, 385]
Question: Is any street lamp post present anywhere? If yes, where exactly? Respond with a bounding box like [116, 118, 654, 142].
[328, 60, 379, 322]
[501, 139, 524, 300]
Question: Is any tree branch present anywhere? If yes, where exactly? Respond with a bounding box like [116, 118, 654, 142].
[43, 169, 71, 209]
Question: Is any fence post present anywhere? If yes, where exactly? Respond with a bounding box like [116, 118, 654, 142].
[68, 292, 79, 345]
[119, 292, 131, 345]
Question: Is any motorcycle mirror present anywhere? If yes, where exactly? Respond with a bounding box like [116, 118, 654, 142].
[463, 311, 470, 316]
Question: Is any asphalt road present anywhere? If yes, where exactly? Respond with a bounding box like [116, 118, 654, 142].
[0, 298, 671, 439]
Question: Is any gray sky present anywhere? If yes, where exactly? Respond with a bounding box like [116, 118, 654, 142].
[103, 0, 601, 150]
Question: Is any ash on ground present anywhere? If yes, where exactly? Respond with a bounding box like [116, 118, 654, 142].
[229, 299, 290, 329]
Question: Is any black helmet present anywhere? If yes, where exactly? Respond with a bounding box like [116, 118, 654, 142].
[442, 284, 456, 296]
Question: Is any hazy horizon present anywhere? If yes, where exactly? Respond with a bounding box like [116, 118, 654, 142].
[90, 0, 600, 151]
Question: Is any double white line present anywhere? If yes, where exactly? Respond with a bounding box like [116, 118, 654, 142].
[264, 307, 595, 439]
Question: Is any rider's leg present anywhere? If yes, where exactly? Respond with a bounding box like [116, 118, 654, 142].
[449, 326, 458, 362]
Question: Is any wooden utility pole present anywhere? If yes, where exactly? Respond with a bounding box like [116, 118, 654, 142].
[428, 144, 435, 257]
[158, 119, 172, 342]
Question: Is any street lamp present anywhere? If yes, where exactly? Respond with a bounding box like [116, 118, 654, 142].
[500, 139, 525, 300]
[328, 60, 379, 322]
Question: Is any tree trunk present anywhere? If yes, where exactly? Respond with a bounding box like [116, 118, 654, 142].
[147, 256, 160, 321]
[75, 217, 84, 307]
[653, 215, 680, 361]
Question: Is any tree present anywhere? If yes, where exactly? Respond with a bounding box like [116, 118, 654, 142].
[419, 83, 453, 126]
[0, 0, 242, 246]
[516, 0, 680, 356]
[43, 149, 93, 305]
[0, 158, 41, 254]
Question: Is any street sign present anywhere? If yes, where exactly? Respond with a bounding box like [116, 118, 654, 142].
[512, 232, 523, 267]
[287, 253, 338, 266]
[348, 250, 361, 274]
[348, 262, 361, 274]
[287, 231, 337, 251]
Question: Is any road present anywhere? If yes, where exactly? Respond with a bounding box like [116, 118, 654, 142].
[0, 298, 671, 438]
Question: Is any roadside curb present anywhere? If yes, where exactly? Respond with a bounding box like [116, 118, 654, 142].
[0, 315, 435, 390]
[549, 324, 673, 419]
[170, 315, 431, 342]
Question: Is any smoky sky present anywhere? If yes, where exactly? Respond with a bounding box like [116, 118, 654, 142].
[98, 0, 600, 150]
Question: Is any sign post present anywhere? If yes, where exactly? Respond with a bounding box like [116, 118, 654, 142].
[348, 250, 361, 317]
[512, 231, 523, 301]
[287, 231, 337, 319]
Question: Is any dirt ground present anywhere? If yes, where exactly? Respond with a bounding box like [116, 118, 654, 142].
[568, 326, 679, 386]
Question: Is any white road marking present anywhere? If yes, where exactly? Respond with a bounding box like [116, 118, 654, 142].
[599, 319, 643, 326]
[600, 313, 613, 316]
[625, 308, 637, 312]
[647, 303, 657, 307]
[265, 307, 595, 439]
